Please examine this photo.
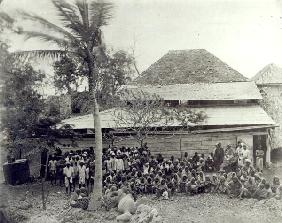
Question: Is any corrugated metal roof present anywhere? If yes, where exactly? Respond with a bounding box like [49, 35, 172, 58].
[120, 82, 262, 100]
[57, 105, 275, 129]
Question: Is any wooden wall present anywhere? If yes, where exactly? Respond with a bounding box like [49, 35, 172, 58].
[56, 130, 269, 160]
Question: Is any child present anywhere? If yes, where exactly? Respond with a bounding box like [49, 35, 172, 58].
[179, 175, 188, 193]
[145, 177, 153, 194]
[216, 176, 227, 194]
[211, 174, 219, 193]
[227, 176, 243, 198]
[187, 177, 199, 195]
[271, 176, 281, 199]
[157, 179, 168, 199]
[204, 176, 212, 193]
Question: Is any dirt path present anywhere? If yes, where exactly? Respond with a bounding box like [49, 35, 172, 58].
[1, 181, 282, 223]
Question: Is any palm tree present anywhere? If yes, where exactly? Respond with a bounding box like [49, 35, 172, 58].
[14, 0, 113, 206]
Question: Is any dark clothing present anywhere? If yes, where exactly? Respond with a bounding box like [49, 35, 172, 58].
[214, 147, 224, 170]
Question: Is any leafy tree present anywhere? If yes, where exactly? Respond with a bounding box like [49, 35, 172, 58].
[13, 0, 114, 205]
[53, 49, 135, 113]
[114, 89, 207, 147]
[1, 58, 46, 156]
[53, 56, 85, 94]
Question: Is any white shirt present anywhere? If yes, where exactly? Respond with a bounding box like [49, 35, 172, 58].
[63, 166, 74, 178]
[78, 165, 86, 178]
[116, 159, 124, 171]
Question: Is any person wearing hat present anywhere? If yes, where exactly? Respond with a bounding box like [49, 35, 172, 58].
[63, 161, 74, 195]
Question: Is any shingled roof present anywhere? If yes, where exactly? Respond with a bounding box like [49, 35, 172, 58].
[121, 82, 262, 101]
[133, 49, 247, 85]
[252, 63, 282, 85]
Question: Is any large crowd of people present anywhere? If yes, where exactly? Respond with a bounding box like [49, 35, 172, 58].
[48, 141, 281, 208]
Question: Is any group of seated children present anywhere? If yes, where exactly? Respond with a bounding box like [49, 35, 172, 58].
[101, 146, 281, 201]
[51, 144, 281, 206]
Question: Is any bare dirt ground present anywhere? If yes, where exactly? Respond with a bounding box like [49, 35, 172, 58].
[1, 166, 282, 223]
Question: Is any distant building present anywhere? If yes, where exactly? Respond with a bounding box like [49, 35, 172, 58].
[57, 49, 276, 167]
[252, 63, 282, 150]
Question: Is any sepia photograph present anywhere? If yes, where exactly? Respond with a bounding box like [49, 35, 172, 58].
[0, 0, 282, 222]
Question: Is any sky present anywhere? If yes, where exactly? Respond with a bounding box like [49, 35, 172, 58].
[1, 0, 282, 82]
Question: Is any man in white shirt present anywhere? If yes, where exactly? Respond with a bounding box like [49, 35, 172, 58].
[63, 162, 74, 195]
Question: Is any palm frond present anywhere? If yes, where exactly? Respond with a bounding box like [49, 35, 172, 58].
[12, 50, 66, 61]
[75, 0, 90, 29]
[89, 1, 113, 29]
[20, 31, 68, 47]
[52, 0, 87, 40]
[18, 10, 82, 48]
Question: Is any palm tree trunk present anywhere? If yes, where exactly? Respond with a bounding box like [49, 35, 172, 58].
[87, 59, 103, 209]
[92, 96, 103, 199]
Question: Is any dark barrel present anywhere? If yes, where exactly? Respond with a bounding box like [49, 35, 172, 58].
[3, 159, 30, 185]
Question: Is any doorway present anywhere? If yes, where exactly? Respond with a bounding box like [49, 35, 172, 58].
[253, 135, 267, 167]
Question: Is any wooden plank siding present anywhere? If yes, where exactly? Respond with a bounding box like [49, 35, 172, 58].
[56, 130, 269, 160]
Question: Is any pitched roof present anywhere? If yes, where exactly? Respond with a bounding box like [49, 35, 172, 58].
[58, 105, 275, 130]
[252, 63, 282, 85]
[133, 49, 248, 85]
[121, 81, 262, 101]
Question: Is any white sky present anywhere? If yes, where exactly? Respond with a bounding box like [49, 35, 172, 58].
[1, 0, 282, 81]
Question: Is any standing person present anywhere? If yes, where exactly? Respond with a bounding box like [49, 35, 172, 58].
[78, 161, 86, 188]
[242, 145, 250, 164]
[213, 143, 225, 171]
[48, 156, 57, 185]
[72, 162, 79, 191]
[116, 155, 125, 171]
[63, 161, 74, 195]
[236, 142, 244, 167]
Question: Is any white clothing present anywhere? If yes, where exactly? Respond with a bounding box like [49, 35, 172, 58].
[78, 165, 86, 185]
[116, 159, 125, 171]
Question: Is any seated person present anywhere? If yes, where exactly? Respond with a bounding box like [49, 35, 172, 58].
[271, 176, 281, 199]
[211, 174, 219, 193]
[216, 175, 228, 194]
[145, 177, 153, 194]
[240, 176, 257, 199]
[253, 182, 270, 200]
[103, 185, 119, 211]
[227, 176, 243, 198]
[156, 179, 168, 198]
[70, 188, 81, 208]
[179, 175, 188, 193]
[204, 176, 212, 193]
[187, 177, 199, 195]
[205, 156, 214, 172]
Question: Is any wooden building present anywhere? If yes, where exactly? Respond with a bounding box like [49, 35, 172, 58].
[57, 49, 276, 166]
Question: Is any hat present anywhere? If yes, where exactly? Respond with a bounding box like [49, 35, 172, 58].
[245, 159, 251, 163]
[66, 161, 71, 165]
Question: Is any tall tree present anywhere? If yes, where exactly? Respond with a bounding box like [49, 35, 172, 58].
[13, 0, 114, 204]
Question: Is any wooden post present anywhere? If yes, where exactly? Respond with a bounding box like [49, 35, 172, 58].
[180, 137, 182, 160]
